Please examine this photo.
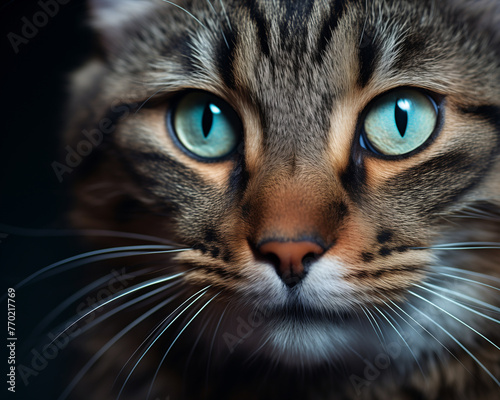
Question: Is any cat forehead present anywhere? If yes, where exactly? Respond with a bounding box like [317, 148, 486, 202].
[93, 0, 500, 119]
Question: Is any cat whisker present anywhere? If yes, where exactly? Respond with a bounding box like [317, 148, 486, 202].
[16, 245, 190, 288]
[111, 287, 189, 388]
[360, 305, 384, 346]
[416, 283, 500, 325]
[436, 267, 500, 286]
[408, 291, 500, 351]
[429, 272, 500, 299]
[407, 302, 500, 387]
[413, 241, 500, 250]
[50, 272, 188, 347]
[183, 316, 211, 384]
[0, 223, 180, 245]
[57, 293, 183, 400]
[217, 0, 232, 31]
[205, 0, 230, 49]
[373, 305, 425, 378]
[358, 0, 369, 47]
[160, 0, 207, 29]
[117, 286, 211, 400]
[373, 305, 425, 377]
[146, 291, 220, 400]
[364, 306, 387, 345]
[27, 267, 158, 348]
[205, 302, 229, 388]
[424, 278, 500, 312]
[383, 298, 467, 370]
[135, 87, 167, 114]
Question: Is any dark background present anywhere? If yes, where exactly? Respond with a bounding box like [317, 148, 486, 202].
[1, 1, 95, 398]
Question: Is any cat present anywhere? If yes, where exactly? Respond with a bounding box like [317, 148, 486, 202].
[42, 0, 500, 398]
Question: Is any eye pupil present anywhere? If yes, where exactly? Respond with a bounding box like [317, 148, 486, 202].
[202, 103, 214, 138]
[395, 98, 409, 137]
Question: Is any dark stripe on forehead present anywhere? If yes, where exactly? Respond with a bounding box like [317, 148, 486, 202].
[315, 0, 346, 64]
[216, 25, 238, 89]
[276, 0, 315, 38]
[358, 23, 377, 87]
[241, 0, 270, 57]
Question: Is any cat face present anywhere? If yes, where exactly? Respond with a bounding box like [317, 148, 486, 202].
[67, 0, 500, 382]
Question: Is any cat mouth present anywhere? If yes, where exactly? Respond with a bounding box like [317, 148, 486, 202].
[263, 301, 357, 325]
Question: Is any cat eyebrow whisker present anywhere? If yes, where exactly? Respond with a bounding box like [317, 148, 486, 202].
[15, 245, 191, 288]
[57, 292, 185, 400]
[373, 305, 425, 378]
[407, 302, 500, 388]
[117, 286, 212, 400]
[205, 0, 230, 49]
[147, 291, 220, 400]
[160, 0, 207, 29]
[217, 0, 232, 31]
[408, 291, 500, 351]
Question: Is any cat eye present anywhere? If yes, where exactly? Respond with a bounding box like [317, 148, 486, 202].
[361, 88, 438, 156]
[170, 91, 242, 160]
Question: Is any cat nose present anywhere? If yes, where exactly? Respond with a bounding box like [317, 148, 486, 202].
[258, 240, 325, 288]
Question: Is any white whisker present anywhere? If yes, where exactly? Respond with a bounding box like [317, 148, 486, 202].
[57, 294, 178, 400]
[373, 305, 425, 377]
[384, 299, 467, 370]
[205, 302, 229, 387]
[436, 267, 500, 286]
[0, 223, 179, 245]
[50, 272, 188, 347]
[414, 242, 500, 250]
[16, 245, 188, 288]
[28, 267, 156, 345]
[417, 283, 500, 324]
[117, 286, 211, 400]
[112, 288, 189, 388]
[361, 305, 384, 346]
[365, 306, 387, 344]
[160, 0, 207, 29]
[408, 291, 500, 351]
[407, 302, 500, 387]
[422, 281, 500, 313]
[146, 292, 220, 399]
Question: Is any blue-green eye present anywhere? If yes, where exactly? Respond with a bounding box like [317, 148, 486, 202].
[362, 89, 438, 156]
[171, 92, 242, 160]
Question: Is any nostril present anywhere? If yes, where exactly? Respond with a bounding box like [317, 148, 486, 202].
[302, 252, 320, 270]
[264, 252, 281, 270]
[257, 240, 325, 287]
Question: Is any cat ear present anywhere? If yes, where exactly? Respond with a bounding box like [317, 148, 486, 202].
[88, 0, 162, 53]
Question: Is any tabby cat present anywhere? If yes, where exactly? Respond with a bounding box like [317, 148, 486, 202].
[55, 0, 500, 398]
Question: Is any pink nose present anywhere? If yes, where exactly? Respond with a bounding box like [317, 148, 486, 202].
[259, 241, 324, 287]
